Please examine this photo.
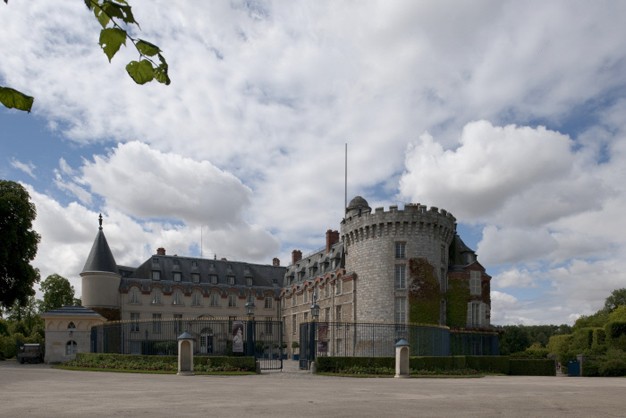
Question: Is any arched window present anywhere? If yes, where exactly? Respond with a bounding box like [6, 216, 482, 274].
[66, 340, 77, 355]
[151, 288, 162, 304]
[191, 291, 202, 306]
[172, 289, 184, 305]
[128, 287, 140, 304]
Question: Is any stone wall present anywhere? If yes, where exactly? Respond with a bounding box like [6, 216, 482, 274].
[342, 204, 456, 324]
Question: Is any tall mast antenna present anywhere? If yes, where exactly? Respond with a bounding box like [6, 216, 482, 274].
[344, 142, 348, 214]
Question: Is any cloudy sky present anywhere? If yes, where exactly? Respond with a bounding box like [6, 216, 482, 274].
[2, 0, 626, 325]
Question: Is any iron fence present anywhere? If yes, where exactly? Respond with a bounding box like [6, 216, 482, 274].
[299, 322, 499, 366]
[91, 318, 285, 363]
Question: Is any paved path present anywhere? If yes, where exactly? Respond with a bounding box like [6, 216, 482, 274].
[1, 360, 625, 417]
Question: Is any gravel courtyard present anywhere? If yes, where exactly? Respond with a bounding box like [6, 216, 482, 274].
[1, 360, 624, 417]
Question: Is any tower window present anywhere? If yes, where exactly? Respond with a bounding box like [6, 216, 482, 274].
[395, 265, 406, 289]
[394, 297, 406, 324]
[395, 242, 406, 259]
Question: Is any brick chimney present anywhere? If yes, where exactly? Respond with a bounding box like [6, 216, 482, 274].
[272, 257, 280, 266]
[156, 247, 166, 256]
[326, 229, 340, 253]
[292, 250, 302, 265]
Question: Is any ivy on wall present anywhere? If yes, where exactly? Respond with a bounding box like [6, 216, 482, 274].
[408, 258, 441, 324]
[447, 278, 469, 328]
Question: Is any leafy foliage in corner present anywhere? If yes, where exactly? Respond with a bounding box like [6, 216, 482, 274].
[0, 0, 170, 112]
[0, 87, 35, 112]
[85, 0, 171, 86]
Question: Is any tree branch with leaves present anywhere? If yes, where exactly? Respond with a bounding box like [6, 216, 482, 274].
[0, 0, 170, 112]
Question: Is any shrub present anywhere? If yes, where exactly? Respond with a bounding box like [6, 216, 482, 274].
[583, 349, 626, 376]
[65, 353, 256, 373]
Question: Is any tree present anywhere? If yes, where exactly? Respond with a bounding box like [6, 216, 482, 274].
[498, 325, 531, 355]
[0, 0, 170, 112]
[0, 180, 40, 310]
[39, 274, 77, 313]
[604, 288, 626, 313]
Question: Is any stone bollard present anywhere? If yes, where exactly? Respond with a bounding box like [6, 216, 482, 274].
[177, 331, 194, 376]
[395, 338, 410, 378]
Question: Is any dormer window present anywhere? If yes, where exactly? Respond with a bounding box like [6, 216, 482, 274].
[191, 260, 198, 269]
[173, 258, 180, 269]
[210, 275, 218, 285]
[246, 278, 253, 287]
[228, 276, 235, 286]
[152, 257, 160, 266]
[152, 271, 161, 281]
[173, 272, 182, 282]
[191, 273, 200, 283]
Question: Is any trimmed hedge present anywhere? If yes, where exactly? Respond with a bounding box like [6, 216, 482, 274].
[316, 356, 555, 376]
[65, 353, 257, 373]
[315, 357, 394, 374]
[509, 359, 555, 376]
[466, 356, 510, 375]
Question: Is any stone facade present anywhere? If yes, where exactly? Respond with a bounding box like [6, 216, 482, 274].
[41, 306, 105, 363]
[342, 200, 456, 324]
[55, 196, 491, 360]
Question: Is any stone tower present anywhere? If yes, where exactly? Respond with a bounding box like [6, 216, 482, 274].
[80, 214, 121, 321]
[341, 196, 457, 324]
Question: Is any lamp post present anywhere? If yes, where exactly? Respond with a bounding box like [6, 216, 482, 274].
[309, 289, 320, 368]
[245, 293, 256, 357]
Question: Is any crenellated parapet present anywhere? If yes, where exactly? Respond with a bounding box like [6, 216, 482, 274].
[341, 203, 457, 247]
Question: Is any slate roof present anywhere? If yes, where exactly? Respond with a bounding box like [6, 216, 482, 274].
[121, 254, 287, 297]
[41, 306, 104, 318]
[82, 228, 118, 274]
[285, 241, 344, 285]
[448, 233, 477, 269]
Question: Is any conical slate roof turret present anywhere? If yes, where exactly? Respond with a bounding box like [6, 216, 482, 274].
[82, 214, 118, 274]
